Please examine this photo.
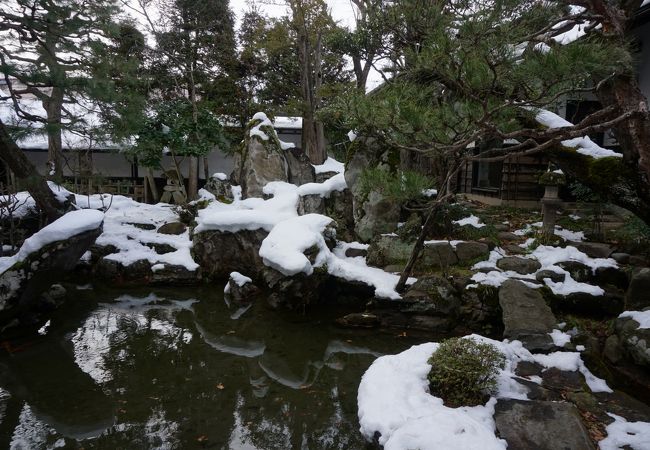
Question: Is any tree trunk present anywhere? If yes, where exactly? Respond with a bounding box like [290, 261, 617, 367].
[43, 86, 64, 178]
[0, 119, 64, 222]
[187, 156, 198, 200]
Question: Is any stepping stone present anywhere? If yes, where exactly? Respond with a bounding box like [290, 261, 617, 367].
[499, 279, 557, 351]
[494, 399, 594, 450]
[497, 256, 541, 275]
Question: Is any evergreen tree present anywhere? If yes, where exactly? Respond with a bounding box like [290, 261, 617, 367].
[137, 0, 237, 199]
[0, 0, 122, 178]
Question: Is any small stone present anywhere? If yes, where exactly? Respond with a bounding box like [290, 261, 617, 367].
[345, 248, 368, 258]
[335, 312, 379, 328]
[569, 241, 614, 259]
[535, 270, 566, 283]
[503, 243, 527, 255]
[557, 260, 592, 283]
[611, 253, 630, 264]
[497, 256, 541, 275]
[497, 231, 520, 242]
[158, 222, 187, 235]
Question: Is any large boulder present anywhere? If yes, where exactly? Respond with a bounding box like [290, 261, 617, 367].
[285, 147, 315, 186]
[454, 241, 489, 265]
[203, 173, 233, 201]
[614, 312, 650, 369]
[232, 113, 289, 198]
[499, 279, 557, 351]
[354, 190, 400, 243]
[494, 399, 594, 450]
[626, 268, 650, 310]
[0, 210, 103, 327]
[192, 229, 268, 279]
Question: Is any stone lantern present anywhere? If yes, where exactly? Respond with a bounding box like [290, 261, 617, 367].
[539, 170, 566, 237]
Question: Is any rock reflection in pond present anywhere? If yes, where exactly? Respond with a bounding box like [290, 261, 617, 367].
[0, 284, 422, 448]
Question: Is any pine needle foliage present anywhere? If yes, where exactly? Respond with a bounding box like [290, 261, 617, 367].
[428, 337, 506, 407]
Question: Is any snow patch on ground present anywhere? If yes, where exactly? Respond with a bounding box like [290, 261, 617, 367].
[358, 335, 613, 449]
[453, 215, 485, 228]
[599, 413, 650, 450]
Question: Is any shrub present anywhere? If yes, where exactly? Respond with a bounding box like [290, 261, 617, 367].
[358, 167, 432, 203]
[427, 337, 505, 407]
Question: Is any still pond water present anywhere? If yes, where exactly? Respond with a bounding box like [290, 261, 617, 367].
[0, 284, 427, 449]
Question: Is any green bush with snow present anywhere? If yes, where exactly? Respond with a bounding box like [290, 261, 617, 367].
[427, 338, 505, 407]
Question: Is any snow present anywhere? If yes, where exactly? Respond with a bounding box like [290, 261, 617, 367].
[548, 329, 572, 347]
[213, 172, 228, 181]
[422, 188, 438, 197]
[37, 320, 51, 336]
[70, 193, 200, 272]
[249, 112, 274, 141]
[272, 116, 302, 130]
[312, 157, 345, 174]
[196, 169, 407, 298]
[534, 109, 622, 159]
[551, 6, 588, 45]
[259, 214, 333, 276]
[453, 215, 486, 228]
[297, 173, 347, 197]
[468, 244, 618, 297]
[358, 335, 613, 449]
[618, 310, 650, 329]
[347, 130, 357, 142]
[230, 271, 252, 287]
[554, 227, 585, 242]
[599, 413, 650, 450]
[0, 209, 104, 274]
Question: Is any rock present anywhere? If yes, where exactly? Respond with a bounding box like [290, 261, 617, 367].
[203, 174, 233, 201]
[192, 229, 267, 279]
[497, 257, 541, 275]
[540, 368, 585, 392]
[0, 224, 102, 327]
[595, 266, 629, 290]
[503, 243, 527, 255]
[126, 222, 156, 230]
[151, 264, 200, 285]
[497, 231, 520, 242]
[285, 147, 315, 186]
[515, 361, 543, 378]
[611, 253, 630, 264]
[157, 222, 187, 235]
[494, 224, 509, 232]
[367, 235, 412, 269]
[535, 270, 566, 283]
[629, 255, 649, 267]
[499, 280, 557, 351]
[557, 260, 593, 282]
[145, 242, 176, 255]
[421, 242, 459, 268]
[401, 276, 460, 317]
[458, 286, 502, 333]
[336, 312, 379, 328]
[569, 241, 614, 259]
[355, 190, 400, 243]
[604, 335, 622, 365]
[231, 115, 289, 198]
[298, 194, 325, 215]
[455, 241, 489, 265]
[494, 399, 594, 450]
[345, 247, 367, 258]
[625, 268, 650, 310]
[615, 313, 650, 368]
[226, 274, 260, 303]
[551, 288, 625, 317]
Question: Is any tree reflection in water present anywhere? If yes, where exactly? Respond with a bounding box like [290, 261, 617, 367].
[0, 284, 420, 449]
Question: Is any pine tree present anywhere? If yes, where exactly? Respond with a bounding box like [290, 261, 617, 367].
[0, 0, 122, 178]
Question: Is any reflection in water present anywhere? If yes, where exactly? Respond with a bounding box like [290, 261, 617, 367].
[0, 285, 423, 449]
